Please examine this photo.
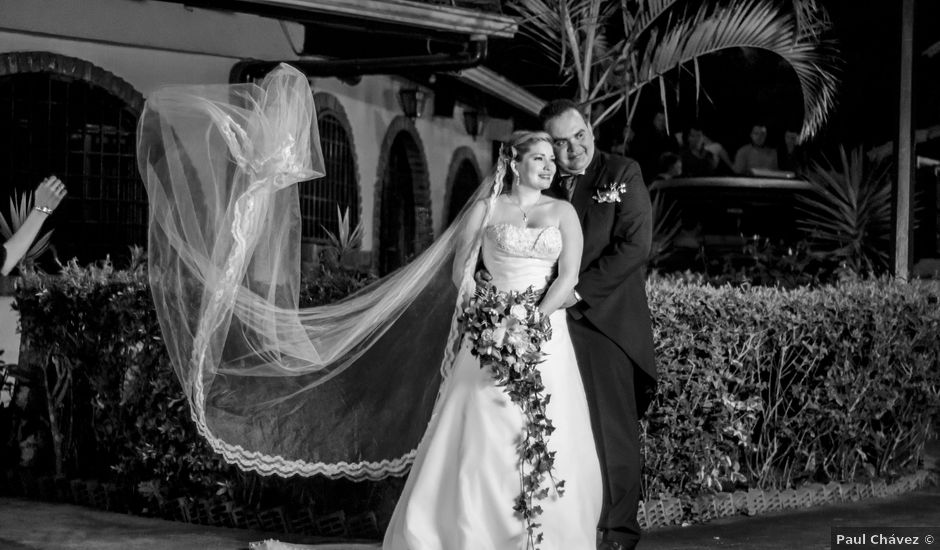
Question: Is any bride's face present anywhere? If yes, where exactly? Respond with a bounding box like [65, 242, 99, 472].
[514, 141, 556, 191]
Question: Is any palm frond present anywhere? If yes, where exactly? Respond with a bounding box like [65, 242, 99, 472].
[1, 189, 53, 266]
[790, 0, 830, 40]
[624, 0, 683, 40]
[12, 192, 33, 229]
[23, 230, 53, 265]
[508, 0, 621, 96]
[320, 205, 363, 262]
[626, 0, 839, 139]
[0, 208, 12, 240]
[796, 147, 892, 274]
[650, 189, 682, 266]
[509, 0, 588, 65]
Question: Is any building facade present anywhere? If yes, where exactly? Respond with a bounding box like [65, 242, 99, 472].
[0, 0, 544, 361]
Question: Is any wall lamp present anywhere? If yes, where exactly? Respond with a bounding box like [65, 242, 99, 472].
[398, 87, 429, 119]
[462, 109, 487, 139]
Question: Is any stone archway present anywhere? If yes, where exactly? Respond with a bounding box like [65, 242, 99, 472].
[299, 92, 362, 243]
[374, 117, 432, 275]
[443, 146, 483, 226]
[0, 52, 145, 264]
[0, 51, 143, 112]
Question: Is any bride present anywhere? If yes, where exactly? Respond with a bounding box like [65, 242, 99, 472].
[383, 131, 601, 549]
[138, 65, 600, 550]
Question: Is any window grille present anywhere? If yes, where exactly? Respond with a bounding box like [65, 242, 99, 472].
[0, 73, 145, 263]
[299, 113, 359, 243]
[447, 159, 480, 225]
[379, 135, 417, 275]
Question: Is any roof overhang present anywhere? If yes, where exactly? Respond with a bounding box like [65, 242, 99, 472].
[168, 0, 517, 39]
[162, 0, 543, 117]
[452, 66, 545, 117]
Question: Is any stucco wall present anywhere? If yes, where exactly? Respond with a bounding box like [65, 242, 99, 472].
[0, 0, 503, 247]
[0, 297, 16, 364]
[0, 0, 514, 357]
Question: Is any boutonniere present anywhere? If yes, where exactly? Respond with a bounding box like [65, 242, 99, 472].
[592, 181, 628, 203]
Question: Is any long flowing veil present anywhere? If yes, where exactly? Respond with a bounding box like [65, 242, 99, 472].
[138, 64, 504, 480]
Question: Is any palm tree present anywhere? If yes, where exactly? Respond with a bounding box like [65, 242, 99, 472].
[508, 0, 839, 140]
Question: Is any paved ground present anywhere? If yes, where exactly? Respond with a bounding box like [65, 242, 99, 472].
[0, 497, 359, 550]
[2, 440, 937, 549]
[2, 484, 938, 550]
[641, 485, 940, 549]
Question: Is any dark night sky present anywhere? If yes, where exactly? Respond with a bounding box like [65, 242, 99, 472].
[627, 0, 940, 157]
[818, 0, 939, 154]
[491, 0, 940, 159]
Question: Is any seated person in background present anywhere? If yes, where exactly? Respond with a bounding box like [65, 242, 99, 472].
[779, 129, 808, 173]
[703, 134, 734, 174]
[733, 123, 779, 175]
[610, 125, 636, 157]
[681, 124, 720, 176]
[1, 176, 67, 276]
[637, 109, 680, 182]
[656, 152, 683, 181]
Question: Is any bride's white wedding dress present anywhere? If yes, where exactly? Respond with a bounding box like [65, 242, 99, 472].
[383, 223, 602, 550]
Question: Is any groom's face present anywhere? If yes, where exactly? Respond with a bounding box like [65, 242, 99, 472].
[544, 108, 595, 174]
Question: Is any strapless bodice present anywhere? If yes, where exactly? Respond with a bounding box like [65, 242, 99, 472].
[481, 224, 562, 292]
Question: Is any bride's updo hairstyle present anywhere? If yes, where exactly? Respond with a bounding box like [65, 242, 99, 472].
[496, 130, 553, 194]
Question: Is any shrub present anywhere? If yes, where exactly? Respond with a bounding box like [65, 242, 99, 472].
[10, 251, 387, 520]
[13, 251, 231, 496]
[8, 259, 939, 526]
[643, 276, 940, 498]
[797, 147, 893, 275]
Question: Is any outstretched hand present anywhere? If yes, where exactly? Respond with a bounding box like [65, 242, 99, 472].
[34, 176, 67, 212]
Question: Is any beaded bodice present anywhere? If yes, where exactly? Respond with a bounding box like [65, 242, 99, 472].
[481, 224, 561, 292]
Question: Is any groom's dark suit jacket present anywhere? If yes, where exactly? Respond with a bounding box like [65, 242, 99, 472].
[547, 150, 656, 388]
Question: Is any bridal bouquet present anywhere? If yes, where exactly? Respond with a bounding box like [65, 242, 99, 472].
[458, 284, 563, 549]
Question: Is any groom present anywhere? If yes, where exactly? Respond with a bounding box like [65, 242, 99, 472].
[540, 99, 656, 550]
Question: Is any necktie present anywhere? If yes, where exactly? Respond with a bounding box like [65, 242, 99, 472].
[560, 173, 579, 200]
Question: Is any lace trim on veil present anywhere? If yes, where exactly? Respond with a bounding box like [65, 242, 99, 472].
[184, 180, 495, 481]
[141, 63, 501, 480]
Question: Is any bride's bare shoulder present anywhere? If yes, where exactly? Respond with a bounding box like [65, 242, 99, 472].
[542, 196, 576, 215]
[468, 198, 490, 212]
[465, 198, 490, 220]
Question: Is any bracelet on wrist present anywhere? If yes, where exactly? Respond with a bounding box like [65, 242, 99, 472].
[34, 205, 53, 215]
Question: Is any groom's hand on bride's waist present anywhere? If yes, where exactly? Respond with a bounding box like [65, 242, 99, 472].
[562, 289, 583, 309]
[474, 269, 493, 289]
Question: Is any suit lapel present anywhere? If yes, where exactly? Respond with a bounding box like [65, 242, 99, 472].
[545, 175, 566, 201]
[570, 152, 605, 222]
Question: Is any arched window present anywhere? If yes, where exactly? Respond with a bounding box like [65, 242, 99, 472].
[0, 68, 145, 264]
[379, 132, 420, 274]
[299, 95, 359, 244]
[447, 158, 481, 225]
[374, 117, 432, 276]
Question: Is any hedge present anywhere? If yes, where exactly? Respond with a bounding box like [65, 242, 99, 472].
[3, 257, 938, 531]
[644, 275, 939, 500]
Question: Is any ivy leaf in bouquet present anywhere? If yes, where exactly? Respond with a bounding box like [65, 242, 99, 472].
[457, 283, 561, 550]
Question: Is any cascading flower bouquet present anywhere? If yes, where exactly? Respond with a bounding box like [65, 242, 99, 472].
[457, 283, 564, 549]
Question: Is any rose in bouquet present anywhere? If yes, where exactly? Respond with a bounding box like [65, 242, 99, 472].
[458, 284, 563, 549]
